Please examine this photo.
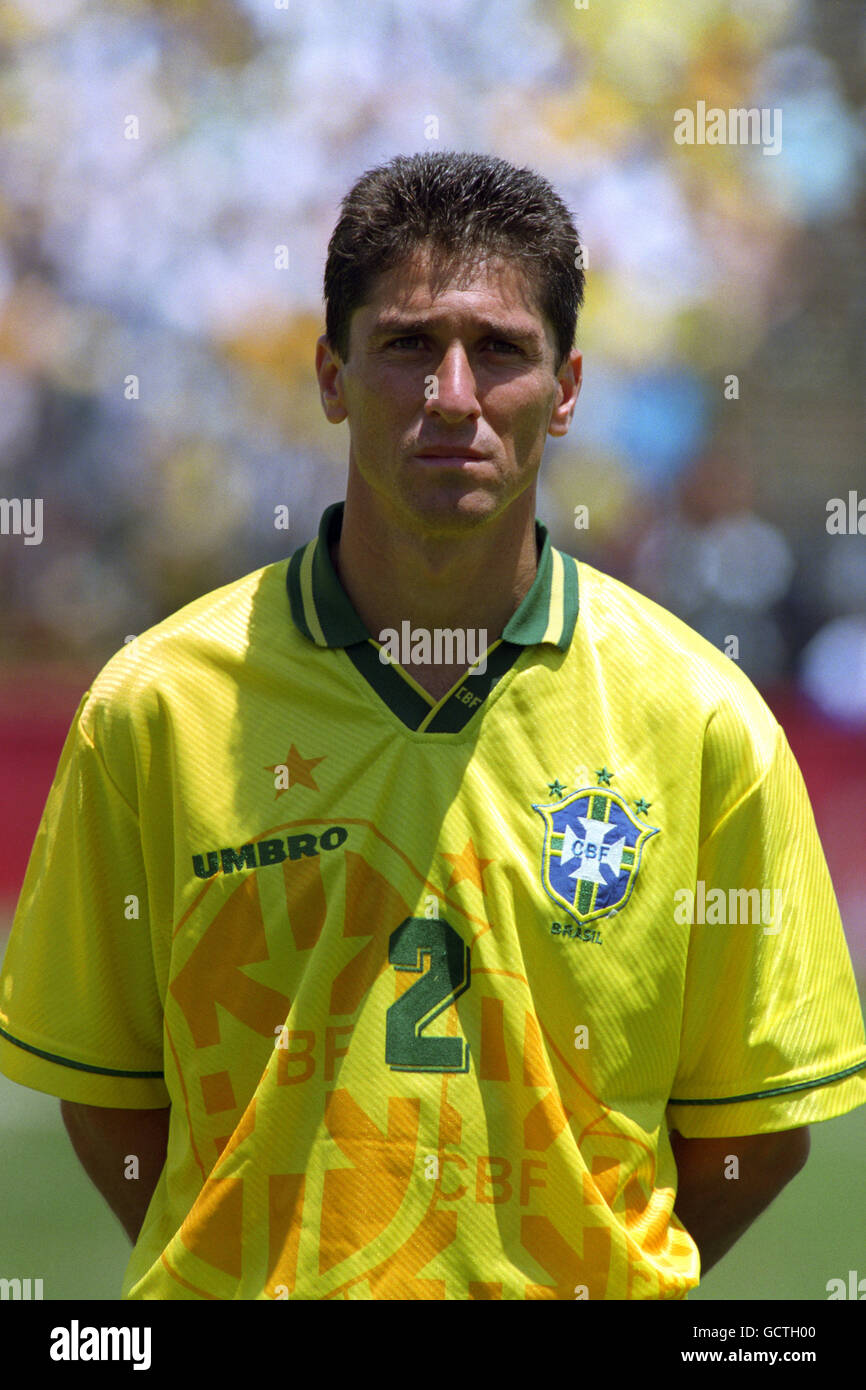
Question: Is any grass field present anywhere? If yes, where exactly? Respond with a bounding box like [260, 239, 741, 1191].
[0, 1054, 863, 1301]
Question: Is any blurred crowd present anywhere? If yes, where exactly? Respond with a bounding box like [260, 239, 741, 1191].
[0, 0, 864, 726]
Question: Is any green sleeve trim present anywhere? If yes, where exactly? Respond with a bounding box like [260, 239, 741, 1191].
[0, 1026, 164, 1079]
[669, 1056, 866, 1106]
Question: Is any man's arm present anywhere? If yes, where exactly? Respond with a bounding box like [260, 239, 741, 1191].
[60, 1100, 171, 1244]
[669, 1126, 810, 1276]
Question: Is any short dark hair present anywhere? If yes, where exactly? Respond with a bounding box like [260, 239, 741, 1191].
[323, 151, 584, 372]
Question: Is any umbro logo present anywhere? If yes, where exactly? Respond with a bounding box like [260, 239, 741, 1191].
[192, 825, 348, 879]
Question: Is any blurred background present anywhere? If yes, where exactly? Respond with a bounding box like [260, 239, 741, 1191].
[0, 0, 863, 1301]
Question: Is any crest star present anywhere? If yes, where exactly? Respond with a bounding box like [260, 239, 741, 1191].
[266, 744, 325, 799]
[442, 838, 494, 893]
[595, 767, 613, 786]
[635, 797, 652, 815]
[547, 779, 567, 798]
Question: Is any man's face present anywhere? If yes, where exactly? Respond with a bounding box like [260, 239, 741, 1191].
[316, 247, 582, 537]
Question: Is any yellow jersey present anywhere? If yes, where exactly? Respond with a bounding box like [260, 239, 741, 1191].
[2, 502, 864, 1299]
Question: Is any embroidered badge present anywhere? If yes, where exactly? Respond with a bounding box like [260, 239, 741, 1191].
[533, 785, 659, 925]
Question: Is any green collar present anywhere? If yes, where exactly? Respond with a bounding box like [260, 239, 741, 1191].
[286, 502, 578, 732]
[287, 501, 578, 651]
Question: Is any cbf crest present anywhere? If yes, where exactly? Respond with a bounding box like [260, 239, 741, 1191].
[533, 785, 659, 925]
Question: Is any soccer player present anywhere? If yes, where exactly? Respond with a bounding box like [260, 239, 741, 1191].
[1, 151, 865, 1301]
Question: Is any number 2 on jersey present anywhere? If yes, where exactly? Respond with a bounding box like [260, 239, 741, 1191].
[385, 917, 471, 1073]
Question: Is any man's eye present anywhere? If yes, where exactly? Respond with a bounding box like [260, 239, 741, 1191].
[388, 335, 424, 348]
[490, 340, 520, 353]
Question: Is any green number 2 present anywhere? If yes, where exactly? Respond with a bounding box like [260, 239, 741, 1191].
[385, 917, 471, 1073]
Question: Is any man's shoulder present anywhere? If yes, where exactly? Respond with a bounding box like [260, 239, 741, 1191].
[573, 554, 758, 680]
[568, 552, 780, 752]
[80, 557, 293, 740]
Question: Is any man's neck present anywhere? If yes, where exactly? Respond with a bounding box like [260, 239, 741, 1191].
[331, 488, 539, 701]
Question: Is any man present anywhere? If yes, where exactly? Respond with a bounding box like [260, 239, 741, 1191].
[1, 151, 864, 1301]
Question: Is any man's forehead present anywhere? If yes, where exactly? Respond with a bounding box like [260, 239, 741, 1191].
[359, 249, 549, 337]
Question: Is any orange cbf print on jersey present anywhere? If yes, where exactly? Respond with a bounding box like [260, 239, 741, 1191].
[155, 828, 695, 1300]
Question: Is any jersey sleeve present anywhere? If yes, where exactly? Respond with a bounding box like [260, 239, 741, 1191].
[666, 709, 866, 1138]
[0, 692, 169, 1108]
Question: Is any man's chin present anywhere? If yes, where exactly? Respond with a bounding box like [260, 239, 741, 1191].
[399, 486, 506, 537]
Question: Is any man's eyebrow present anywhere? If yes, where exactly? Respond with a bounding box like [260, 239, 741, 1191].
[368, 315, 544, 345]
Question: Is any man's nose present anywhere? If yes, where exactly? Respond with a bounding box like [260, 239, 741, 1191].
[424, 343, 481, 422]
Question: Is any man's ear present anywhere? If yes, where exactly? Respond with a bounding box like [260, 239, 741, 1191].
[315, 334, 348, 424]
[548, 349, 582, 438]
